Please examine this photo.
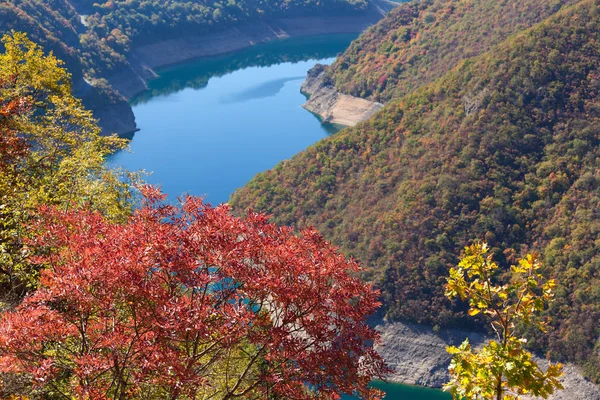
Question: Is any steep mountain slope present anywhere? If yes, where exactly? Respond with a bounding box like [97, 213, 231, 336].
[326, 0, 581, 103]
[0, 0, 138, 80]
[80, 0, 368, 50]
[0, 0, 135, 135]
[0, 0, 83, 76]
[231, 0, 600, 380]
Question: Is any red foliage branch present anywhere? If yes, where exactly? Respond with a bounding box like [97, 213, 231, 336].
[0, 187, 388, 399]
[0, 84, 31, 169]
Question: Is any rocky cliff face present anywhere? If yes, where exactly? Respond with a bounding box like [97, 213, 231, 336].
[130, 12, 390, 72]
[375, 320, 600, 399]
[75, 80, 137, 137]
[90, 96, 137, 137]
[301, 64, 383, 126]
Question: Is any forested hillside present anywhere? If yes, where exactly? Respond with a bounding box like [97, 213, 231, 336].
[0, 0, 125, 79]
[326, 0, 581, 102]
[231, 0, 600, 381]
[80, 0, 368, 60]
[0, 0, 81, 73]
[0, 0, 370, 80]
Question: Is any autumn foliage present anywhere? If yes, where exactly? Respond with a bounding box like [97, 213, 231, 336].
[444, 244, 563, 400]
[231, 0, 600, 381]
[0, 32, 134, 300]
[327, 0, 580, 102]
[0, 89, 29, 170]
[0, 187, 387, 399]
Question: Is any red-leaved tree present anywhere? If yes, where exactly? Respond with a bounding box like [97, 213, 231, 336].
[0, 187, 387, 399]
[0, 79, 30, 170]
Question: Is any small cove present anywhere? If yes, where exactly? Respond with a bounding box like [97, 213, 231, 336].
[108, 33, 450, 400]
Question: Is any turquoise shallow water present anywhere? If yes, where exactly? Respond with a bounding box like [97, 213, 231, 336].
[108, 34, 451, 400]
[348, 382, 450, 399]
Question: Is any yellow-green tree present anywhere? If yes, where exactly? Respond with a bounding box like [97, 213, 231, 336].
[0, 31, 135, 301]
[444, 243, 563, 400]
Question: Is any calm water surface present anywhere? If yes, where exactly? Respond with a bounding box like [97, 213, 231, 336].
[108, 34, 450, 400]
[109, 35, 349, 204]
[347, 381, 450, 399]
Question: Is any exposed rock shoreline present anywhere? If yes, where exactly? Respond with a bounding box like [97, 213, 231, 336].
[95, 1, 395, 136]
[375, 320, 600, 399]
[301, 63, 383, 126]
[74, 80, 137, 137]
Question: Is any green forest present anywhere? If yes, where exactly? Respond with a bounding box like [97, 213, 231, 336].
[231, 0, 600, 382]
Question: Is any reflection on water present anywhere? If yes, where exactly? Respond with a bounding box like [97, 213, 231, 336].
[221, 76, 306, 103]
[110, 34, 357, 205]
[343, 381, 451, 400]
[131, 34, 357, 105]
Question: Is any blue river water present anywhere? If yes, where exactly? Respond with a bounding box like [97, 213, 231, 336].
[108, 33, 451, 400]
[109, 35, 347, 205]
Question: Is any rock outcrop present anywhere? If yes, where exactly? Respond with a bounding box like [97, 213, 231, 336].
[375, 320, 600, 399]
[301, 64, 383, 126]
[75, 79, 137, 137]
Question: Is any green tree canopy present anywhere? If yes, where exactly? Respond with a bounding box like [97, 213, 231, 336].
[444, 243, 563, 400]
